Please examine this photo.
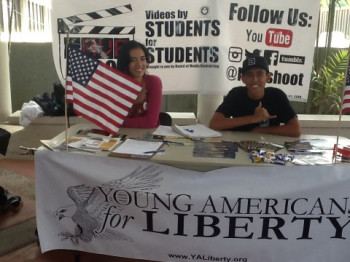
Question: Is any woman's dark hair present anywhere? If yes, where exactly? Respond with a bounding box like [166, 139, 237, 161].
[116, 40, 150, 75]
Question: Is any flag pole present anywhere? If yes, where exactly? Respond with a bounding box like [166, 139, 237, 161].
[333, 102, 343, 165]
[64, 32, 70, 152]
[333, 45, 350, 164]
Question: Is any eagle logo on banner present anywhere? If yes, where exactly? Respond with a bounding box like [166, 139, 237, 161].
[53, 165, 163, 246]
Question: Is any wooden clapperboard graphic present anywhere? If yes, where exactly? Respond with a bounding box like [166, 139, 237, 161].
[56, 4, 135, 75]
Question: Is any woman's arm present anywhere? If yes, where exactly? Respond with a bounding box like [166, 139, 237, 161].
[122, 75, 162, 128]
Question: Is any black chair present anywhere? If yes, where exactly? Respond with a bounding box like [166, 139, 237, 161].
[159, 112, 172, 126]
[0, 128, 11, 156]
[0, 186, 22, 214]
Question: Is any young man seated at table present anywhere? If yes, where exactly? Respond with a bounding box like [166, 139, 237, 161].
[209, 49, 301, 137]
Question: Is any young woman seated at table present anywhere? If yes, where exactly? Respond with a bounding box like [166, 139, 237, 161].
[117, 40, 163, 128]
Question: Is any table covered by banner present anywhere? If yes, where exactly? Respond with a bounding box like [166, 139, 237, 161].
[35, 145, 350, 262]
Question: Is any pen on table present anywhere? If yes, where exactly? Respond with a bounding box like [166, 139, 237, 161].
[143, 149, 165, 154]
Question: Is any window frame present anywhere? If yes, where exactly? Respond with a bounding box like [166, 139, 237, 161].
[0, 0, 51, 42]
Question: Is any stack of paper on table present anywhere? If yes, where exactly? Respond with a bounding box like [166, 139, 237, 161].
[109, 139, 164, 159]
[193, 140, 238, 158]
[41, 136, 120, 152]
[171, 124, 222, 139]
[284, 140, 323, 154]
[152, 125, 183, 137]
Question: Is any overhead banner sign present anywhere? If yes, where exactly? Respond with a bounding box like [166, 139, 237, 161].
[36, 150, 350, 262]
[51, 0, 320, 101]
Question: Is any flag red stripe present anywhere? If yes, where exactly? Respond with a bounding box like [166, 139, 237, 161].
[74, 108, 120, 135]
[87, 78, 132, 112]
[73, 100, 122, 127]
[98, 62, 141, 95]
[89, 75, 135, 110]
[342, 86, 350, 114]
[66, 78, 74, 102]
[74, 87, 127, 121]
[66, 79, 72, 89]
[93, 70, 138, 103]
[94, 67, 140, 98]
[73, 101, 123, 135]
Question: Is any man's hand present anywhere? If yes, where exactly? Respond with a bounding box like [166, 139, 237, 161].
[253, 102, 276, 123]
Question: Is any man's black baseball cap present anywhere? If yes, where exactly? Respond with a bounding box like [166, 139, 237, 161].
[241, 49, 269, 74]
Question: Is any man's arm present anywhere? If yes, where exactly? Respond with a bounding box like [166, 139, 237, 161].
[252, 117, 301, 137]
[209, 112, 257, 130]
[209, 103, 275, 131]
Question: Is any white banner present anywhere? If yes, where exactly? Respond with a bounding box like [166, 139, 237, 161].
[36, 150, 350, 262]
[51, 0, 320, 102]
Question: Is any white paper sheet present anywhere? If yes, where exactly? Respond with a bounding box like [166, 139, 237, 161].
[152, 125, 183, 137]
[112, 139, 163, 157]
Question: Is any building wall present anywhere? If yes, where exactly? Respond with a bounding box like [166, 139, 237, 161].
[9, 43, 58, 112]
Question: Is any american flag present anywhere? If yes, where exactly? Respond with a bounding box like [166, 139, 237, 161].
[342, 66, 350, 114]
[66, 46, 142, 135]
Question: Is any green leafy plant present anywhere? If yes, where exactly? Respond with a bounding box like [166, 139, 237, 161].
[310, 49, 348, 114]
